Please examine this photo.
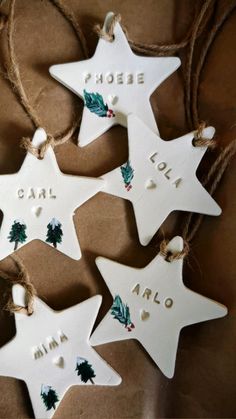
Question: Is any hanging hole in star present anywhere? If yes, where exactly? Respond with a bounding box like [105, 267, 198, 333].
[192, 137, 198, 147]
[165, 251, 173, 262]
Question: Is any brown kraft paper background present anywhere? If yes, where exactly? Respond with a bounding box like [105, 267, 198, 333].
[0, 0, 235, 417]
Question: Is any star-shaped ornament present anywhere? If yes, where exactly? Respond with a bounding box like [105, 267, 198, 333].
[101, 114, 221, 245]
[90, 237, 227, 378]
[0, 285, 121, 418]
[49, 12, 181, 146]
[0, 128, 103, 260]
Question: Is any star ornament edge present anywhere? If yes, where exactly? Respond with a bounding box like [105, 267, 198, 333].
[49, 11, 181, 147]
[101, 114, 222, 246]
[90, 236, 228, 378]
[0, 284, 121, 419]
[0, 127, 105, 261]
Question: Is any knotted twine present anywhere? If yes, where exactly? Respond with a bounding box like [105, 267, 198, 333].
[2, 254, 36, 315]
[3, 0, 88, 159]
[0, 2, 235, 308]
[0, 0, 89, 313]
[95, 10, 236, 262]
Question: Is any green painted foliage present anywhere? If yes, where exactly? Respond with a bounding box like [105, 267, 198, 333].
[111, 295, 132, 327]
[8, 220, 27, 250]
[46, 218, 63, 248]
[120, 161, 134, 187]
[83, 89, 115, 118]
[41, 385, 59, 411]
[83, 89, 108, 117]
[76, 358, 96, 384]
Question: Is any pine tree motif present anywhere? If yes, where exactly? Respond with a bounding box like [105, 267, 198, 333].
[110, 295, 135, 332]
[120, 160, 134, 191]
[46, 218, 63, 248]
[83, 89, 115, 118]
[40, 385, 59, 411]
[75, 357, 96, 384]
[8, 220, 27, 250]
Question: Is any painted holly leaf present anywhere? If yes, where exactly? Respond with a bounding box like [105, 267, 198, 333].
[40, 385, 59, 411]
[110, 295, 135, 331]
[120, 160, 134, 190]
[83, 89, 115, 118]
[75, 357, 96, 384]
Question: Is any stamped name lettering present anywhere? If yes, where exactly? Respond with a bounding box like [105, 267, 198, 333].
[83, 71, 144, 85]
[17, 188, 56, 199]
[149, 152, 182, 188]
[132, 283, 173, 309]
[32, 330, 68, 360]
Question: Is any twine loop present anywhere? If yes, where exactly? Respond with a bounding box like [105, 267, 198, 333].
[193, 121, 216, 149]
[159, 239, 190, 262]
[94, 13, 121, 42]
[3, 255, 36, 316]
[20, 134, 55, 159]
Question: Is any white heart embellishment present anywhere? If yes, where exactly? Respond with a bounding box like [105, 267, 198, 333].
[32, 206, 42, 217]
[108, 95, 118, 105]
[53, 356, 64, 368]
[141, 310, 150, 321]
[145, 179, 157, 190]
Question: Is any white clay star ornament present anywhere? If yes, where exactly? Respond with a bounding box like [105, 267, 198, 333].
[0, 128, 104, 260]
[49, 11, 181, 146]
[101, 114, 221, 245]
[0, 285, 121, 418]
[90, 236, 227, 378]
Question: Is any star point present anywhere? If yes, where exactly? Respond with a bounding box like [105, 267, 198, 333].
[49, 12, 181, 146]
[0, 285, 121, 419]
[102, 115, 221, 245]
[90, 236, 227, 377]
[0, 127, 104, 261]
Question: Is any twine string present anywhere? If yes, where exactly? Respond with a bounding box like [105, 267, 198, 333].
[184, 0, 214, 130]
[50, 0, 89, 58]
[193, 121, 216, 148]
[1, 4, 236, 274]
[94, 13, 121, 42]
[191, 1, 236, 128]
[161, 137, 236, 261]
[160, 239, 190, 262]
[3, 254, 36, 315]
[94, 4, 214, 56]
[4, 0, 87, 158]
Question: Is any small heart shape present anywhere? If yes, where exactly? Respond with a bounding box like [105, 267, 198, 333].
[32, 206, 42, 217]
[145, 179, 157, 190]
[141, 309, 150, 321]
[108, 95, 118, 105]
[53, 356, 64, 368]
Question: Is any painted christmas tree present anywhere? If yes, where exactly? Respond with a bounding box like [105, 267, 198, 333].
[46, 218, 63, 248]
[111, 295, 135, 332]
[8, 220, 27, 250]
[120, 160, 134, 191]
[75, 357, 96, 384]
[40, 385, 59, 411]
[83, 89, 115, 118]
